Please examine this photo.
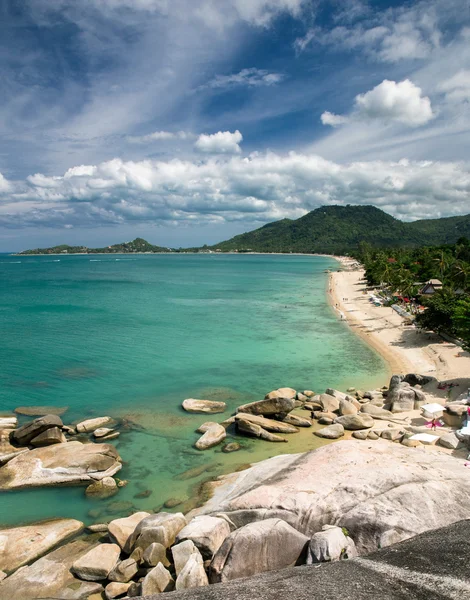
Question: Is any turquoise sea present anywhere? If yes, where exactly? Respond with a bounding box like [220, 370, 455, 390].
[0, 253, 387, 526]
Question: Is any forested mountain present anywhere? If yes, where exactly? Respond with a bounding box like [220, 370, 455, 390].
[18, 237, 172, 255]
[210, 206, 470, 254]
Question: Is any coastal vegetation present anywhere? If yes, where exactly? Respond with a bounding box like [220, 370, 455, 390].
[355, 238, 470, 349]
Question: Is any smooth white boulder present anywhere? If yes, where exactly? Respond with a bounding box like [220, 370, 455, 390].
[193, 440, 470, 555]
[0, 518, 83, 574]
[72, 543, 121, 581]
[176, 515, 231, 559]
[108, 512, 150, 551]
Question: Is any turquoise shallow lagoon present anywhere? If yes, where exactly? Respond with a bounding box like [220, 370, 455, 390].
[0, 253, 387, 526]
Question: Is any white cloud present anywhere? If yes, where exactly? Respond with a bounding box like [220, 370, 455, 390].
[128, 131, 193, 143]
[2, 152, 470, 231]
[354, 80, 433, 126]
[320, 111, 349, 127]
[194, 130, 243, 154]
[201, 68, 284, 90]
[322, 80, 434, 128]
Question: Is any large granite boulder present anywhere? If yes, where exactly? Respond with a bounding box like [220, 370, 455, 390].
[387, 376, 427, 413]
[209, 518, 308, 583]
[235, 413, 299, 434]
[316, 394, 340, 414]
[172, 540, 200, 577]
[338, 399, 358, 416]
[108, 511, 150, 550]
[72, 543, 121, 581]
[126, 512, 187, 552]
[192, 440, 470, 555]
[156, 519, 470, 600]
[334, 414, 374, 430]
[12, 415, 63, 446]
[141, 563, 175, 595]
[0, 518, 83, 574]
[182, 400, 226, 414]
[236, 398, 295, 419]
[0, 416, 17, 429]
[236, 419, 287, 442]
[0, 539, 103, 599]
[0, 441, 121, 489]
[307, 525, 357, 563]
[0, 430, 27, 465]
[30, 427, 66, 447]
[85, 476, 118, 498]
[314, 424, 344, 439]
[142, 542, 170, 567]
[176, 515, 231, 560]
[176, 549, 209, 590]
[76, 416, 113, 433]
[108, 557, 138, 583]
[195, 423, 226, 450]
[282, 414, 312, 427]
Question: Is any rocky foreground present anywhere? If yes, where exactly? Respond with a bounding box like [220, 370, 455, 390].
[1, 373, 470, 599]
[158, 519, 470, 600]
[1, 438, 470, 599]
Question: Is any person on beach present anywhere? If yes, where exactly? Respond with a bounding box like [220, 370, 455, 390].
[431, 417, 437, 431]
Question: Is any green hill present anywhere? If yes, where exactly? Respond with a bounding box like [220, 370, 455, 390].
[18, 237, 172, 255]
[210, 205, 470, 254]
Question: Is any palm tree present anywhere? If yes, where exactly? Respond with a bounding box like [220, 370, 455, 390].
[452, 260, 470, 291]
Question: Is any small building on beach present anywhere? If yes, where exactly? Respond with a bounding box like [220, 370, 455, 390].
[420, 279, 443, 296]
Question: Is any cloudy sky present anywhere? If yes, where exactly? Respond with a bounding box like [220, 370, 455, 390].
[1, 0, 470, 251]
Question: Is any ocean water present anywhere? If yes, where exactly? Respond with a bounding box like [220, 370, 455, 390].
[0, 253, 387, 526]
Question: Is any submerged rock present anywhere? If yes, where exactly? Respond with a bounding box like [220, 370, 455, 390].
[182, 399, 226, 414]
[0, 441, 121, 490]
[0, 518, 83, 574]
[14, 406, 68, 417]
[222, 442, 241, 453]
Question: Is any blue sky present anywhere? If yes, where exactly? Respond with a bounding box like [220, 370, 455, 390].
[1, 0, 470, 251]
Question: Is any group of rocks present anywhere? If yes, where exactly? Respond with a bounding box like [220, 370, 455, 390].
[0, 410, 123, 493]
[182, 389, 315, 450]
[310, 374, 469, 451]
[0, 502, 358, 599]
[182, 374, 469, 452]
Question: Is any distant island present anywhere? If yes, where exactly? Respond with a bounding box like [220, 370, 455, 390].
[16, 205, 470, 255]
[17, 237, 173, 255]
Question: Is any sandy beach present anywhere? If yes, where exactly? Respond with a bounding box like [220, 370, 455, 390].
[329, 258, 470, 401]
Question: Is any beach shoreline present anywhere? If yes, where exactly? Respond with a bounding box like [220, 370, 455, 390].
[328, 257, 470, 399]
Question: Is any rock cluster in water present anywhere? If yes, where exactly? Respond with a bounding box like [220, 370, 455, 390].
[0, 412, 122, 491]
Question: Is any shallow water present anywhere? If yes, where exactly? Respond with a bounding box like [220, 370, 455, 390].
[0, 253, 387, 526]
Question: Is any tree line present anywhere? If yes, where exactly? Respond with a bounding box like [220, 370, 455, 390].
[353, 239, 470, 350]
